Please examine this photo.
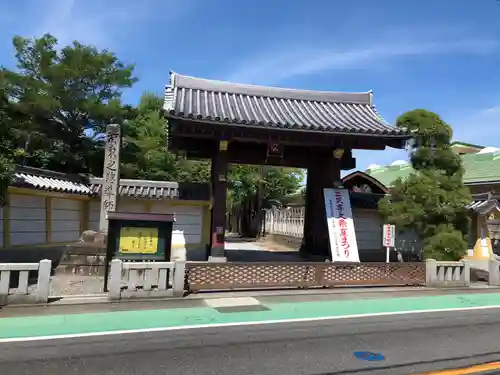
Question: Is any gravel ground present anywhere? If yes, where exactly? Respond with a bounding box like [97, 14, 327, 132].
[49, 275, 106, 296]
[10, 275, 106, 297]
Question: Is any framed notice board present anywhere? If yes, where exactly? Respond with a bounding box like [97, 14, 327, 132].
[104, 212, 175, 291]
[107, 212, 174, 261]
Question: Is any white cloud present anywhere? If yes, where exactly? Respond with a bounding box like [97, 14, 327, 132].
[0, 0, 188, 50]
[477, 105, 500, 116]
[449, 104, 500, 146]
[226, 38, 499, 86]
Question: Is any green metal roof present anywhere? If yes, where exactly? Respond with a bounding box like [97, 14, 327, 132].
[450, 141, 484, 150]
[366, 151, 500, 187]
[461, 152, 500, 184]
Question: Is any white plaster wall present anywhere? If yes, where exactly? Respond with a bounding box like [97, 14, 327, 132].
[118, 199, 148, 214]
[9, 194, 46, 246]
[51, 198, 81, 242]
[89, 199, 100, 231]
[150, 202, 202, 244]
[88, 198, 204, 247]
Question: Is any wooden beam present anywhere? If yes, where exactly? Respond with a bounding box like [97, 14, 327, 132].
[168, 119, 398, 150]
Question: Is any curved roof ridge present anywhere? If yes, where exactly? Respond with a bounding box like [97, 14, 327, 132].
[169, 72, 372, 105]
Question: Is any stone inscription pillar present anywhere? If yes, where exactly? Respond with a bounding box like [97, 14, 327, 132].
[300, 149, 341, 259]
[209, 140, 229, 261]
[99, 124, 121, 234]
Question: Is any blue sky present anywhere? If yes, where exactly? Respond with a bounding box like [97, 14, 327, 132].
[1, 0, 500, 172]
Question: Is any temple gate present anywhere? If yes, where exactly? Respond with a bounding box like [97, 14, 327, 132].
[163, 73, 409, 261]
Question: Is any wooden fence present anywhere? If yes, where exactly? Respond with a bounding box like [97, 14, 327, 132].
[185, 262, 425, 292]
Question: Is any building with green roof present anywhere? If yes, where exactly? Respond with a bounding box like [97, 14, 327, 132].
[366, 141, 500, 192]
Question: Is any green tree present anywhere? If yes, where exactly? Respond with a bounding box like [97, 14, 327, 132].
[0, 70, 18, 206]
[3, 34, 137, 175]
[228, 165, 304, 236]
[379, 109, 471, 261]
[121, 92, 211, 182]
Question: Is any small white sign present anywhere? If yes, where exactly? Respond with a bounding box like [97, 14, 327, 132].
[383, 224, 396, 248]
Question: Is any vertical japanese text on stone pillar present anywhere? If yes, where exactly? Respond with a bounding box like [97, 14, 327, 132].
[99, 124, 121, 233]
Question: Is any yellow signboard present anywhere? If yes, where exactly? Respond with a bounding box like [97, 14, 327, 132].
[119, 227, 159, 254]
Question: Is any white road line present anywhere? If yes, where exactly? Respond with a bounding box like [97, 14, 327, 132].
[1, 304, 500, 344]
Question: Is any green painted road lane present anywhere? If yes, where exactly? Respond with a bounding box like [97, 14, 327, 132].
[2, 292, 500, 340]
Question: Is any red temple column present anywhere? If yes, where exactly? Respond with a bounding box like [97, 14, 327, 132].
[300, 148, 342, 259]
[209, 140, 229, 261]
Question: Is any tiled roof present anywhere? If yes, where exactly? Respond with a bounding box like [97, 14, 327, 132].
[366, 163, 413, 188]
[366, 150, 500, 187]
[12, 166, 92, 195]
[89, 178, 210, 201]
[461, 152, 500, 184]
[164, 72, 409, 137]
[467, 193, 500, 214]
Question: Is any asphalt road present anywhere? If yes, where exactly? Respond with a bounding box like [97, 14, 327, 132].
[2, 309, 500, 374]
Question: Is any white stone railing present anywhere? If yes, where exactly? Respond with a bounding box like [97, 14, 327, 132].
[264, 207, 305, 238]
[425, 259, 470, 287]
[0, 260, 51, 305]
[109, 260, 185, 300]
[488, 257, 500, 286]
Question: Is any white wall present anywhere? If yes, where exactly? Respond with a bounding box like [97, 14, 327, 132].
[2, 193, 206, 248]
[9, 194, 46, 246]
[89, 200, 101, 232]
[150, 202, 202, 244]
[89, 198, 203, 245]
[51, 198, 81, 242]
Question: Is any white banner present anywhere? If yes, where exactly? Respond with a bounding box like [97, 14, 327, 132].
[323, 188, 360, 262]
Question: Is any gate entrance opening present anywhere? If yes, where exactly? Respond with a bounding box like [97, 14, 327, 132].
[164, 73, 410, 261]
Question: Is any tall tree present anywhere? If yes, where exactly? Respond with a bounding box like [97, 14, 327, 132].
[0, 70, 18, 206]
[121, 92, 211, 182]
[228, 165, 304, 236]
[379, 109, 471, 261]
[4, 34, 137, 175]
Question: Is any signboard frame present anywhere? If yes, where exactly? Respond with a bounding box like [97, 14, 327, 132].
[103, 212, 175, 291]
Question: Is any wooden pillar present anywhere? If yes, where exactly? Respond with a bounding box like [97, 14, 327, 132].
[209, 140, 229, 261]
[300, 148, 341, 259]
[99, 124, 121, 234]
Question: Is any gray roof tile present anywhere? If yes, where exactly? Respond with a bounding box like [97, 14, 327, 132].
[164, 72, 408, 136]
[13, 166, 92, 195]
[467, 192, 500, 214]
[89, 178, 210, 201]
[90, 178, 179, 199]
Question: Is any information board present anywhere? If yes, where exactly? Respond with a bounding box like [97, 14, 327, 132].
[119, 227, 159, 254]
